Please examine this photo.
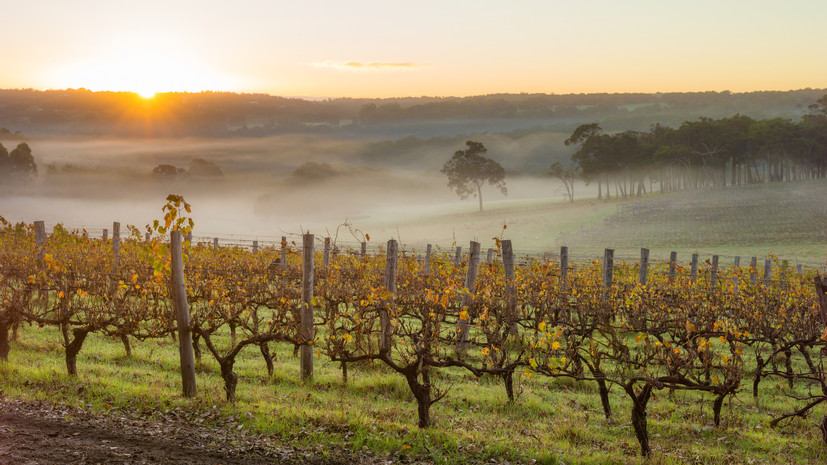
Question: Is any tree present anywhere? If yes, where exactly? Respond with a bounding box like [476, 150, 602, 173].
[188, 158, 223, 176]
[441, 141, 506, 212]
[8, 142, 36, 177]
[549, 161, 578, 202]
[152, 164, 185, 176]
[0, 143, 9, 178]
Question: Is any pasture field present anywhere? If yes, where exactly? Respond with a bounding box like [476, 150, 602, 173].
[363, 178, 827, 267]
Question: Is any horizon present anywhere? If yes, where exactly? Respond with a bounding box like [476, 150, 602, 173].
[3, 1, 825, 99]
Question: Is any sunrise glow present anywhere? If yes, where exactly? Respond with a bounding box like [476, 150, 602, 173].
[1, 1, 825, 98]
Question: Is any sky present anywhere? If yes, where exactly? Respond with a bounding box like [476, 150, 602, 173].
[3, 0, 826, 99]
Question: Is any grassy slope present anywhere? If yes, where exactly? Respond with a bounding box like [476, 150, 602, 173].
[2, 325, 824, 465]
[363, 179, 827, 267]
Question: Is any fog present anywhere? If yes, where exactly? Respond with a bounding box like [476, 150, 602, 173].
[0, 133, 590, 250]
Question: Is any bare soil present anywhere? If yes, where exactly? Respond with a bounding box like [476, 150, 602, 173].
[0, 396, 384, 465]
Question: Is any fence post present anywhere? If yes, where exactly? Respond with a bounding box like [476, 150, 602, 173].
[382, 239, 399, 352]
[145, 232, 151, 242]
[457, 241, 481, 345]
[796, 264, 803, 275]
[281, 236, 288, 269]
[668, 251, 677, 284]
[252, 240, 258, 254]
[424, 244, 432, 275]
[213, 237, 218, 251]
[103, 228, 108, 241]
[301, 233, 314, 381]
[763, 260, 772, 287]
[690, 253, 699, 284]
[602, 248, 614, 300]
[502, 240, 516, 335]
[639, 248, 649, 286]
[112, 222, 120, 271]
[324, 237, 331, 268]
[454, 246, 462, 267]
[733, 256, 741, 290]
[34, 221, 47, 261]
[750, 257, 758, 286]
[560, 246, 569, 292]
[781, 260, 789, 290]
[487, 248, 494, 263]
[170, 230, 197, 397]
[710, 255, 719, 288]
[360, 241, 367, 259]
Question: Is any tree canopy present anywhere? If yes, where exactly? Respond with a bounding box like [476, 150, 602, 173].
[441, 141, 507, 212]
[564, 96, 827, 200]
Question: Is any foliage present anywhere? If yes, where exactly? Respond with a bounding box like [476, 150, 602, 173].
[441, 141, 507, 212]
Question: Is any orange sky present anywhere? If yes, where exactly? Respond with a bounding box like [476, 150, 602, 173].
[3, 1, 826, 98]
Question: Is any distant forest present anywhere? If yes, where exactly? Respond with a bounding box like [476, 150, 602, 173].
[0, 88, 824, 138]
[564, 93, 827, 200]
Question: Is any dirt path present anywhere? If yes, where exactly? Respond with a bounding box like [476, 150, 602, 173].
[0, 397, 377, 465]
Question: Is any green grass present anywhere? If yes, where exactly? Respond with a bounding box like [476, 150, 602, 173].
[363, 178, 827, 267]
[2, 325, 826, 464]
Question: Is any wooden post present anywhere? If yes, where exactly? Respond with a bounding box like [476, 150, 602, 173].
[709, 255, 719, 288]
[486, 248, 494, 263]
[34, 221, 47, 304]
[764, 260, 772, 287]
[300, 233, 314, 381]
[281, 236, 288, 269]
[502, 240, 516, 335]
[145, 232, 151, 242]
[457, 241, 481, 344]
[424, 244, 432, 275]
[34, 221, 47, 261]
[602, 248, 614, 300]
[668, 251, 677, 283]
[455, 246, 462, 267]
[170, 230, 197, 397]
[324, 237, 331, 268]
[213, 237, 218, 251]
[381, 239, 399, 352]
[733, 256, 741, 290]
[252, 240, 258, 254]
[690, 253, 699, 284]
[796, 264, 803, 275]
[560, 246, 569, 292]
[639, 248, 649, 286]
[360, 241, 367, 258]
[781, 260, 789, 290]
[750, 257, 758, 286]
[103, 228, 108, 241]
[112, 222, 120, 272]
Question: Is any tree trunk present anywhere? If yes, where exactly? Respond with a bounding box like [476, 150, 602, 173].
[260, 342, 274, 378]
[406, 371, 433, 428]
[753, 353, 764, 398]
[0, 320, 10, 362]
[65, 328, 90, 376]
[630, 384, 653, 457]
[120, 334, 132, 358]
[503, 370, 514, 403]
[713, 393, 725, 427]
[785, 349, 794, 389]
[477, 184, 483, 212]
[192, 333, 202, 364]
[220, 358, 239, 403]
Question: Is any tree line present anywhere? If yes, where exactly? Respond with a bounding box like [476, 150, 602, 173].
[561, 95, 827, 201]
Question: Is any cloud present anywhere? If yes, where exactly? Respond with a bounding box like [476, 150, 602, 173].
[312, 61, 424, 71]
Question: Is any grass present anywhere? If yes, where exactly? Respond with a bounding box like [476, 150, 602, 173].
[362, 178, 827, 267]
[2, 324, 826, 464]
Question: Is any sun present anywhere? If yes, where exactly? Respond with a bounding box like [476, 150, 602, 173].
[52, 31, 240, 96]
[137, 90, 157, 100]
